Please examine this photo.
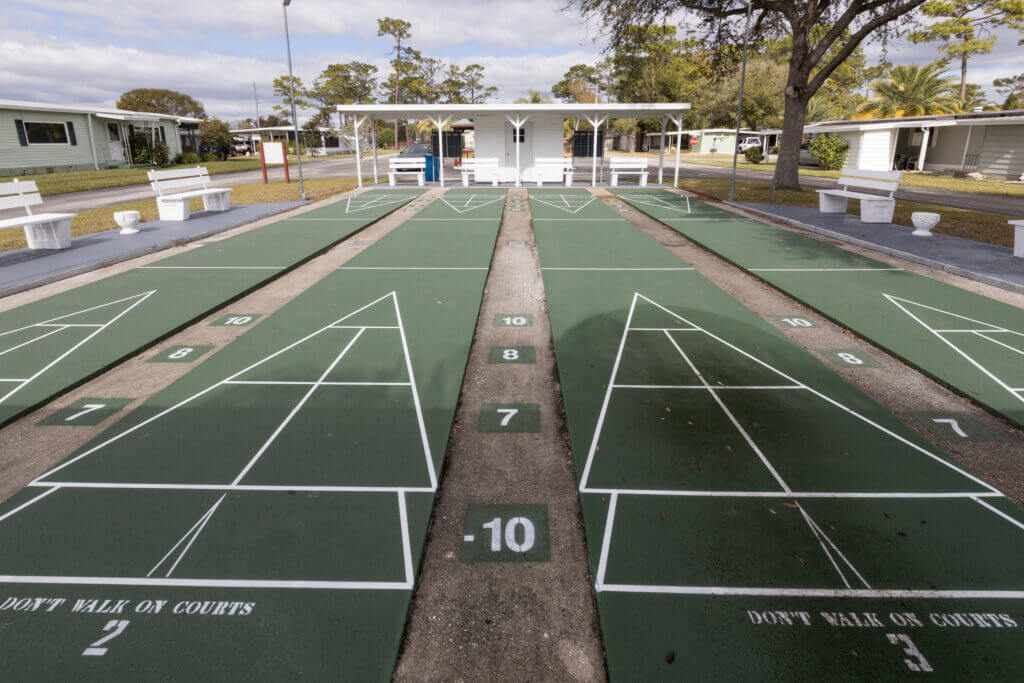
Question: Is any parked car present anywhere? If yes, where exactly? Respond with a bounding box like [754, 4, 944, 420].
[393, 143, 431, 171]
[799, 142, 819, 166]
[738, 137, 762, 152]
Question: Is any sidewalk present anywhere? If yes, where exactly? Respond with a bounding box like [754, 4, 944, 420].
[731, 201, 1024, 294]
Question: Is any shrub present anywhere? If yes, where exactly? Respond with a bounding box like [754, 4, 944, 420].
[808, 133, 849, 170]
[201, 152, 219, 162]
[180, 151, 202, 164]
[743, 146, 764, 164]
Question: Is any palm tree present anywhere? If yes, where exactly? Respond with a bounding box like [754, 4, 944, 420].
[950, 83, 992, 112]
[515, 90, 551, 104]
[855, 63, 957, 118]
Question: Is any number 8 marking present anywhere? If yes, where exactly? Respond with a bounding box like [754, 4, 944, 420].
[502, 348, 519, 361]
[168, 347, 193, 360]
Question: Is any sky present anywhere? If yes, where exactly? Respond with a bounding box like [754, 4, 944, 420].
[1, 1, 1021, 122]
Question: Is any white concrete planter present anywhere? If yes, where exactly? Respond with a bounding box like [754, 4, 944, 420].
[114, 210, 141, 235]
[911, 211, 940, 237]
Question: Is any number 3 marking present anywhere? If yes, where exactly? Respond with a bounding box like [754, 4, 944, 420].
[83, 620, 130, 657]
[886, 633, 933, 672]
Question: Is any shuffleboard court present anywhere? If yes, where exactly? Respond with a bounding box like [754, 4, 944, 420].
[532, 188, 1024, 679]
[614, 189, 1024, 428]
[0, 189, 424, 428]
[0, 189, 503, 677]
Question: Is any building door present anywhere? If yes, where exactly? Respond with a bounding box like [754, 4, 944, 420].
[107, 123, 126, 162]
[504, 122, 531, 182]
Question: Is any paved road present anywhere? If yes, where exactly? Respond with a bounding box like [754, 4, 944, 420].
[0, 155, 397, 219]
[674, 161, 1024, 217]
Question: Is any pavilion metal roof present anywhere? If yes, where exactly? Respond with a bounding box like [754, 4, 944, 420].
[335, 102, 690, 120]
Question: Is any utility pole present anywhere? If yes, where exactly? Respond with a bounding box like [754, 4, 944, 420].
[253, 83, 261, 126]
[282, 0, 305, 200]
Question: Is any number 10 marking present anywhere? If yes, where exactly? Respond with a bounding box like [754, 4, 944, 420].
[482, 517, 536, 552]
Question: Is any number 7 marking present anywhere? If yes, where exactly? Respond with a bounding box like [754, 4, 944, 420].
[83, 620, 130, 656]
[65, 403, 106, 422]
[497, 408, 518, 426]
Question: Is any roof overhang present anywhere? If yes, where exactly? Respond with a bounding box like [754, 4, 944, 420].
[94, 112, 163, 122]
[336, 102, 690, 120]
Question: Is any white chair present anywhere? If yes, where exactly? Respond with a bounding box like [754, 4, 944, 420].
[534, 158, 575, 187]
[609, 157, 649, 187]
[148, 166, 231, 222]
[388, 157, 426, 186]
[817, 168, 902, 224]
[0, 179, 77, 249]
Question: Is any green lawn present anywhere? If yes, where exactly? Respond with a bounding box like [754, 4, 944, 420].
[0, 177, 358, 253]
[0, 155, 352, 197]
[678, 177, 1014, 248]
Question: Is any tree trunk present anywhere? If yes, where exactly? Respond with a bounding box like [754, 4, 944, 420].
[773, 89, 810, 190]
[960, 54, 968, 100]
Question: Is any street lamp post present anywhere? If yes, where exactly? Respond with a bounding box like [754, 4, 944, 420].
[282, 0, 305, 200]
[728, 0, 753, 202]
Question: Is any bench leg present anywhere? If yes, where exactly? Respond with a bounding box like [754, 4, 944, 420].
[491, 177, 498, 187]
[462, 174, 469, 187]
[388, 173, 397, 187]
[1015, 225, 1024, 258]
[610, 172, 618, 187]
[639, 172, 648, 187]
[818, 193, 848, 214]
[157, 197, 190, 222]
[565, 174, 573, 187]
[203, 190, 232, 212]
[24, 218, 72, 250]
[417, 173, 425, 187]
[860, 199, 895, 224]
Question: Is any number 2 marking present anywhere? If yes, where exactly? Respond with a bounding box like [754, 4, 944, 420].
[497, 408, 518, 426]
[83, 620, 130, 657]
[932, 418, 968, 438]
[886, 633, 932, 672]
[64, 403, 106, 422]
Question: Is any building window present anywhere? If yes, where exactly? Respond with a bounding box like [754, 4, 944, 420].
[512, 128, 525, 143]
[25, 121, 69, 144]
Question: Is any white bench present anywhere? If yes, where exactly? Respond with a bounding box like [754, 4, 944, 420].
[1008, 220, 1024, 258]
[388, 157, 426, 186]
[148, 166, 231, 222]
[460, 158, 499, 187]
[609, 157, 649, 187]
[817, 168, 902, 224]
[0, 179, 76, 250]
[534, 158, 575, 187]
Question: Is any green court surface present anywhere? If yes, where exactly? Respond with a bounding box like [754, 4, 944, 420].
[532, 188, 1024, 679]
[0, 190, 424, 429]
[0, 190, 503, 678]
[613, 189, 1024, 428]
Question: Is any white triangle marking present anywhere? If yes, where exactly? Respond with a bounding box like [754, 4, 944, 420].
[531, 195, 597, 214]
[439, 194, 504, 214]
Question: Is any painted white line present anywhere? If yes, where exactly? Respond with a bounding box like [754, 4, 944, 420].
[662, 326, 790, 492]
[0, 576, 413, 590]
[137, 266, 284, 270]
[337, 267, 488, 270]
[230, 329, 366, 485]
[531, 218, 627, 221]
[0, 326, 67, 358]
[148, 494, 226, 577]
[661, 218, 748, 221]
[29, 482, 436, 493]
[36, 323, 102, 328]
[594, 492, 618, 591]
[394, 292, 438, 490]
[579, 488, 1001, 498]
[750, 268, 904, 272]
[34, 291, 396, 481]
[0, 291, 155, 407]
[974, 331, 1024, 358]
[541, 267, 695, 271]
[284, 217, 375, 220]
[398, 491, 414, 585]
[628, 327, 701, 332]
[330, 325, 400, 329]
[409, 218, 501, 221]
[224, 380, 411, 387]
[932, 329, 1004, 333]
[611, 384, 804, 390]
[973, 497, 1024, 533]
[0, 486, 60, 523]
[0, 379, 28, 382]
[598, 584, 1024, 599]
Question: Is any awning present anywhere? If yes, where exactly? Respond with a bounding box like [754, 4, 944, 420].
[93, 112, 163, 122]
[336, 102, 690, 120]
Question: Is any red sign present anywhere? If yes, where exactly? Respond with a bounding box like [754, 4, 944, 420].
[690, 136, 699, 147]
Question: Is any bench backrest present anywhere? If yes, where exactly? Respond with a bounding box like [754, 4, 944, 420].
[0, 179, 43, 215]
[462, 157, 499, 169]
[535, 157, 574, 169]
[390, 157, 426, 170]
[837, 168, 902, 196]
[610, 157, 649, 169]
[149, 166, 212, 195]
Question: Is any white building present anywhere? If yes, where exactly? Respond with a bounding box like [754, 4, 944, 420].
[804, 110, 1024, 179]
[336, 103, 690, 186]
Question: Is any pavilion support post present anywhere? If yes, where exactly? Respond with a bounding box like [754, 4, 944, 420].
[916, 127, 931, 172]
[86, 113, 99, 170]
[430, 115, 454, 187]
[504, 114, 530, 187]
[657, 117, 667, 184]
[960, 125, 974, 170]
[370, 118, 379, 184]
[670, 115, 683, 188]
[584, 114, 608, 187]
[353, 115, 366, 187]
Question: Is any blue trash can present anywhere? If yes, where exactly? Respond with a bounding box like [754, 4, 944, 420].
[423, 153, 437, 181]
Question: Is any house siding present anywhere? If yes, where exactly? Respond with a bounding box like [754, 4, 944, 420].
[837, 132, 861, 169]
[474, 113, 564, 182]
[977, 124, 1024, 179]
[0, 107, 184, 176]
[856, 130, 893, 171]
